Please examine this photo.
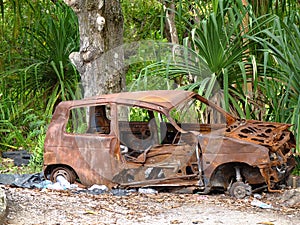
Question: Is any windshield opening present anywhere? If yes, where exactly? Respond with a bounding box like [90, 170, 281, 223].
[169, 97, 226, 132]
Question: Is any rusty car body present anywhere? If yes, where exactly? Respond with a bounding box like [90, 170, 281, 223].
[43, 90, 296, 198]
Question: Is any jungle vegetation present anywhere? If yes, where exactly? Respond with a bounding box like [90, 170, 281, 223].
[0, 0, 299, 173]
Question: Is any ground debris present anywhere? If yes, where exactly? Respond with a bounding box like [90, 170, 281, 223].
[2, 186, 300, 225]
[280, 188, 300, 207]
[257, 221, 275, 225]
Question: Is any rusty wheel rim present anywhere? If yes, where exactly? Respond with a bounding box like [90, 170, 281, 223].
[50, 167, 76, 183]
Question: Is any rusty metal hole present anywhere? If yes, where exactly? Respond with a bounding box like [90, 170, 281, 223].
[260, 124, 276, 128]
[240, 128, 253, 134]
[238, 134, 248, 138]
[186, 166, 194, 175]
[277, 134, 285, 141]
[248, 127, 257, 132]
[251, 138, 264, 143]
[257, 133, 268, 138]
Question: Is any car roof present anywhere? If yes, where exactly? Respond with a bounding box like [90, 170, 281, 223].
[63, 90, 196, 110]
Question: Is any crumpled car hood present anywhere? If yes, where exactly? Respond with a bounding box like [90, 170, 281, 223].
[225, 119, 296, 152]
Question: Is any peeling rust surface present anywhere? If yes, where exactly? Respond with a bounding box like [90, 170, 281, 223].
[43, 90, 296, 196]
[225, 120, 296, 192]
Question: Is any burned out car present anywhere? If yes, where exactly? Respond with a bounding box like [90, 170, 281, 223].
[43, 90, 296, 198]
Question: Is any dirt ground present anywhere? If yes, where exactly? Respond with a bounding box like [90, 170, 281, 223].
[1, 186, 299, 225]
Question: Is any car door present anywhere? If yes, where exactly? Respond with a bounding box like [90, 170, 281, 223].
[62, 104, 120, 185]
[114, 104, 200, 187]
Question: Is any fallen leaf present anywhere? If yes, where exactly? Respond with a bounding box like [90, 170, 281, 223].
[170, 219, 183, 224]
[192, 220, 204, 224]
[257, 221, 275, 225]
[84, 210, 97, 215]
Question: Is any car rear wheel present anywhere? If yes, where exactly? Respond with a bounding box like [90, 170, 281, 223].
[229, 181, 252, 199]
[50, 166, 76, 184]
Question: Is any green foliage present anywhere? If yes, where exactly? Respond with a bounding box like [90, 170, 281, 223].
[1, 0, 80, 115]
[0, 120, 24, 150]
[248, 0, 299, 19]
[28, 128, 46, 172]
[0, 108, 47, 148]
[248, 12, 300, 151]
[121, 0, 163, 41]
[1, 0, 300, 174]
[130, 1, 271, 116]
[129, 0, 300, 155]
[0, 0, 80, 165]
[121, 0, 166, 84]
[129, 107, 150, 122]
[293, 156, 300, 176]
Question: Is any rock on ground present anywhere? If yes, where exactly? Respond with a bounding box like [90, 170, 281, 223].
[0, 188, 7, 220]
[280, 188, 300, 207]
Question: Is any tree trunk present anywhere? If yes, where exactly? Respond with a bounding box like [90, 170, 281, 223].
[162, 0, 179, 44]
[63, 0, 125, 98]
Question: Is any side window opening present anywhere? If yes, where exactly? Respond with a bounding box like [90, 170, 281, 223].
[118, 105, 162, 161]
[87, 105, 111, 134]
[66, 107, 89, 134]
[66, 105, 111, 135]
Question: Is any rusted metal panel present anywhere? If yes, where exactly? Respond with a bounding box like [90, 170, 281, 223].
[225, 119, 296, 192]
[43, 90, 296, 197]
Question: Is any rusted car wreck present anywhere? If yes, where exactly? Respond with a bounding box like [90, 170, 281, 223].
[43, 90, 296, 198]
